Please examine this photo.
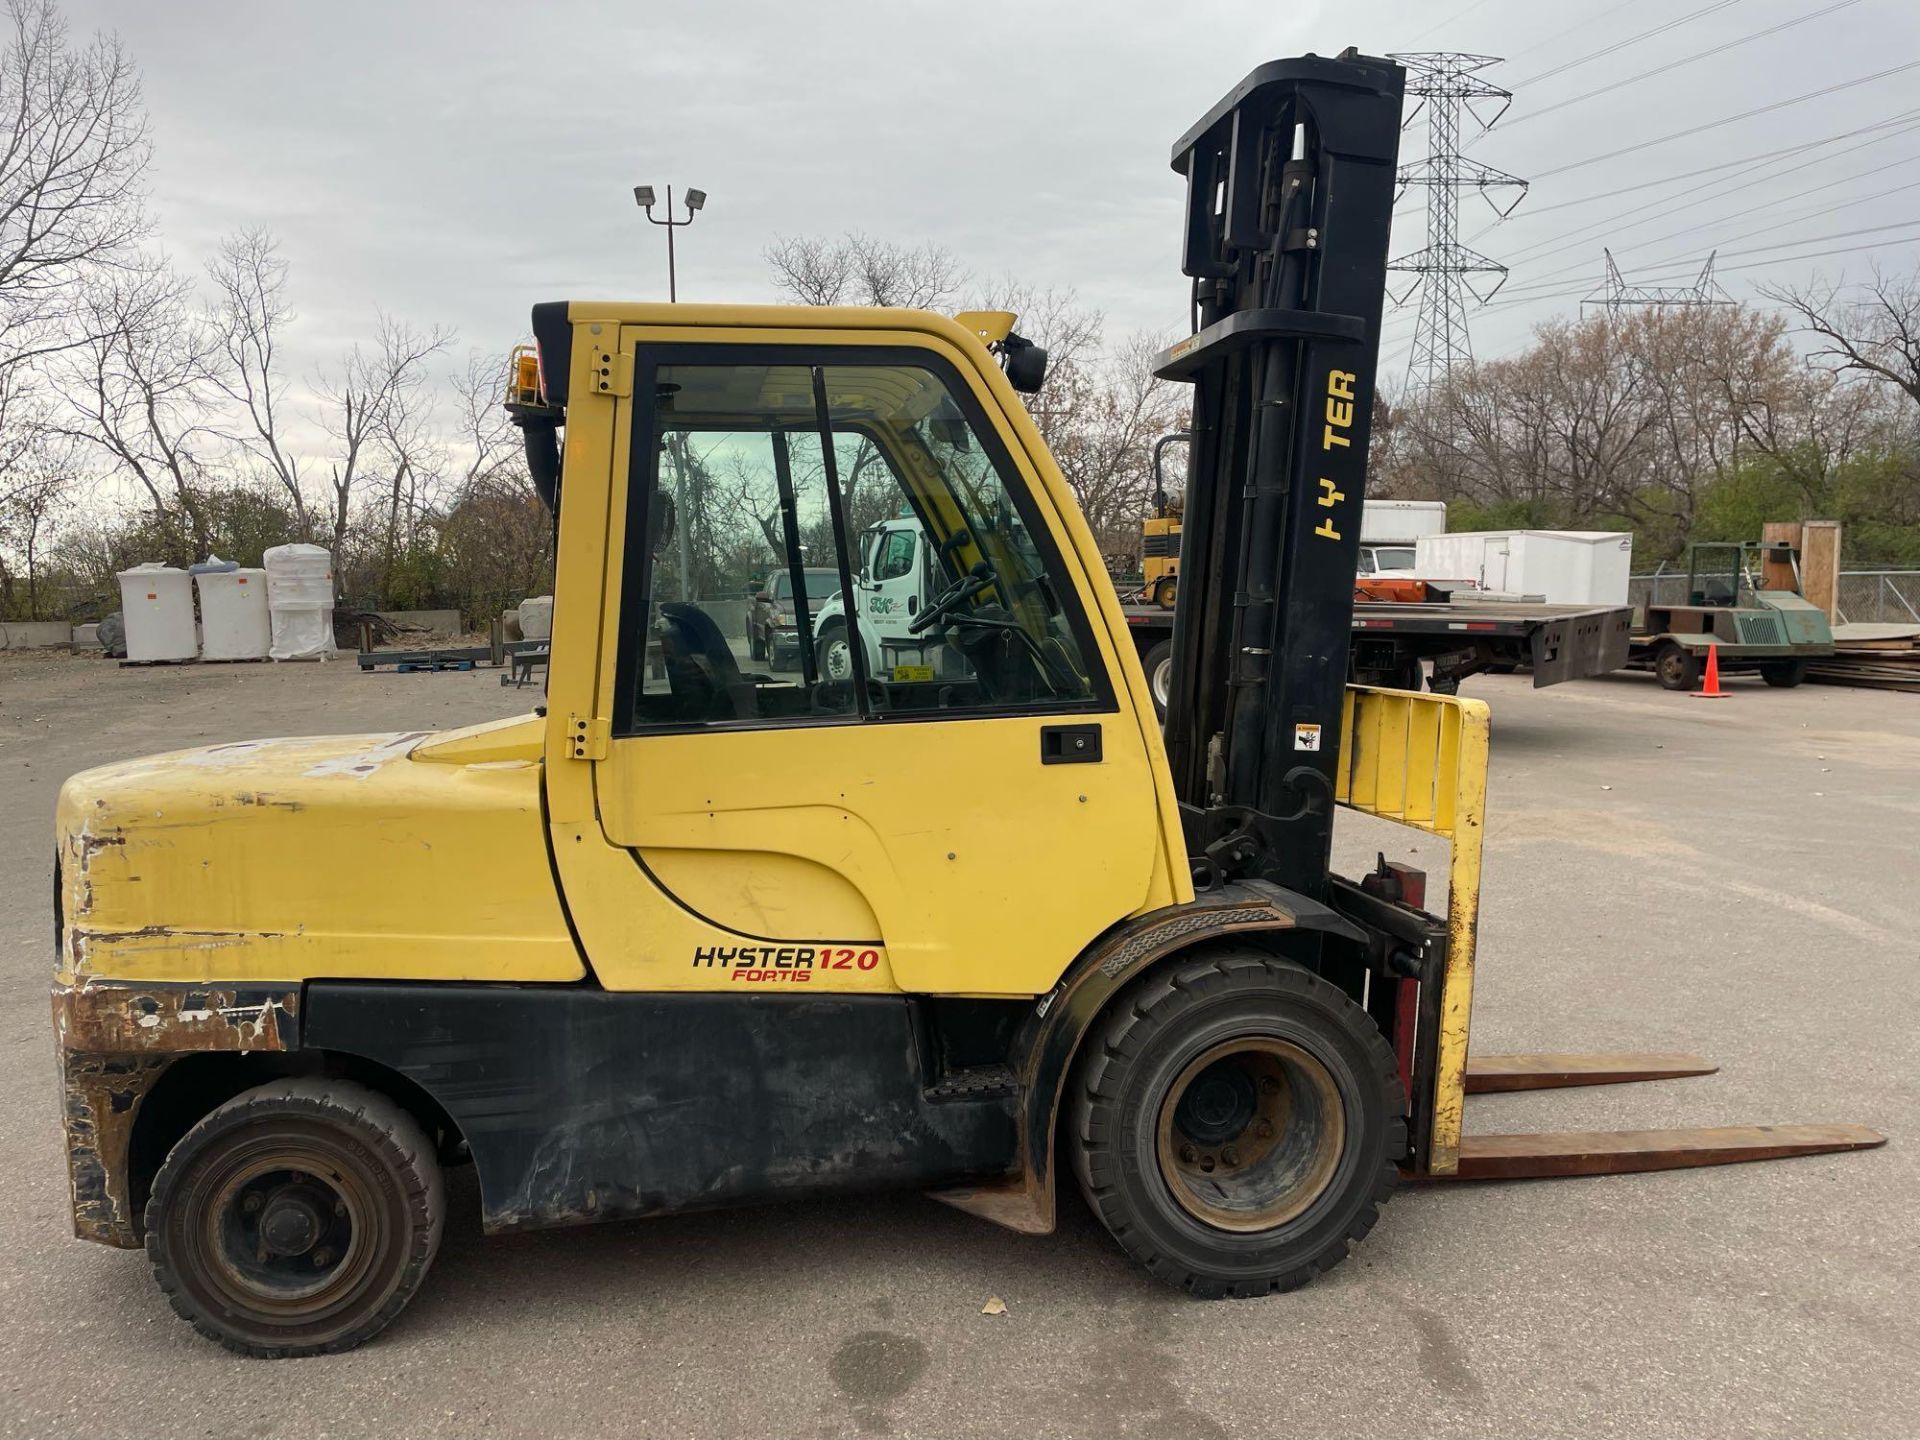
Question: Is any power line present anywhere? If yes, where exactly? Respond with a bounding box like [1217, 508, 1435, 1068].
[1407, 0, 1500, 46]
[1530, 59, 1920, 181]
[1495, 142, 1920, 283]
[1487, 108, 1920, 223]
[1484, 217, 1920, 305]
[1499, 0, 1863, 131]
[1508, 0, 1744, 87]
[1504, 0, 1656, 65]
[1470, 234, 1920, 319]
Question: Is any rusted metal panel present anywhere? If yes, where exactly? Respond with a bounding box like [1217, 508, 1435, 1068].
[52, 982, 298, 1055]
[1465, 1053, 1718, 1093]
[61, 1050, 170, 1247]
[52, 981, 300, 1248]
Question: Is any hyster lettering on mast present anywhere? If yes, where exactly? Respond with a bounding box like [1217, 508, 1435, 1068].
[47, 51, 1881, 1358]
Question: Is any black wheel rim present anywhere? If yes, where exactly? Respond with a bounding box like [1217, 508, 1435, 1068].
[1155, 1038, 1345, 1232]
[181, 1132, 394, 1331]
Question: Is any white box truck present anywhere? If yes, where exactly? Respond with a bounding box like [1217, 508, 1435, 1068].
[1413, 529, 1633, 606]
[1359, 500, 1445, 574]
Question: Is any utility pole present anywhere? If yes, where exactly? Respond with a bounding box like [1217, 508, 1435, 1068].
[1582, 250, 1732, 311]
[1387, 53, 1526, 398]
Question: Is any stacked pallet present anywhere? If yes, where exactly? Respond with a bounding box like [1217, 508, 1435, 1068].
[1808, 623, 1920, 693]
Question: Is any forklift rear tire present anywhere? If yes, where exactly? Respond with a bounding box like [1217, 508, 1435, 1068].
[1654, 643, 1700, 692]
[1070, 950, 1403, 1299]
[1762, 659, 1808, 688]
[144, 1078, 445, 1358]
[1143, 639, 1173, 722]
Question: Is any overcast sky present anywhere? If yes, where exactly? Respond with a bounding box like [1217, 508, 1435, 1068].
[63, 0, 1920, 397]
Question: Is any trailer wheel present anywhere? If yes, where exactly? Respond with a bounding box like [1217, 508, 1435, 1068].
[1762, 659, 1808, 688]
[144, 1079, 445, 1358]
[1653, 642, 1700, 691]
[1070, 950, 1403, 1299]
[1143, 639, 1173, 721]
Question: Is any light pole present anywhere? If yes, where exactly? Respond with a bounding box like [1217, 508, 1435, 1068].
[632, 183, 706, 302]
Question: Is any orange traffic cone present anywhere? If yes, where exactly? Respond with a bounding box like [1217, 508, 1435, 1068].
[1693, 643, 1728, 698]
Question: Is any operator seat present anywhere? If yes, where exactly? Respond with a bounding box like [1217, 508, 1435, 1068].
[657, 602, 756, 720]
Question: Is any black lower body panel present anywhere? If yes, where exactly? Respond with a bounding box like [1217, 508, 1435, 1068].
[302, 984, 1017, 1233]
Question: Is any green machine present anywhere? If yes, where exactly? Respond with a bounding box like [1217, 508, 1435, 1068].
[1632, 541, 1835, 691]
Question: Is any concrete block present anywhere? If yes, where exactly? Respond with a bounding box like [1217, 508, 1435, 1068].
[0, 620, 74, 650]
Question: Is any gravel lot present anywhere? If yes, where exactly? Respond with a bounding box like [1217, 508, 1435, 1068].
[1, 650, 1913, 1439]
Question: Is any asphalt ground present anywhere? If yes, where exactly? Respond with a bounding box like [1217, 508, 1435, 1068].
[0, 650, 1913, 1439]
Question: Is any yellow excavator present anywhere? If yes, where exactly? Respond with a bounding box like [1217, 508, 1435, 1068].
[47, 52, 1880, 1358]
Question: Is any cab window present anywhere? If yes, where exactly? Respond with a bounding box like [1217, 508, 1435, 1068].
[873, 529, 915, 581]
[616, 353, 1104, 732]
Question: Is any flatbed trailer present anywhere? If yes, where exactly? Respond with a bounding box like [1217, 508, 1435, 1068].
[1124, 597, 1631, 710]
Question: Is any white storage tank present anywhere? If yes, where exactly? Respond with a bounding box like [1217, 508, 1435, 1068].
[1413, 530, 1633, 606]
[115, 563, 197, 662]
[195, 566, 270, 660]
[518, 594, 555, 642]
[263, 543, 338, 661]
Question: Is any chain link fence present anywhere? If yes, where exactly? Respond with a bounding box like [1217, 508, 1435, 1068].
[1628, 569, 1920, 624]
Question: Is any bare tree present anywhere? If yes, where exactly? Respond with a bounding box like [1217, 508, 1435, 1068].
[206, 227, 308, 533]
[0, 366, 80, 615]
[51, 253, 216, 555]
[0, 0, 150, 371]
[315, 314, 450, 556]
[973, 281, 1182, 556]
[1767, 266, 1920, 408]
[368, 319, 452, 595]
[767, 233, 964, 309]
[449, 349, 522, 492]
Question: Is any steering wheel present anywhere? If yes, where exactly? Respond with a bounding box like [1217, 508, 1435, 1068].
[910, 560, 995, 635]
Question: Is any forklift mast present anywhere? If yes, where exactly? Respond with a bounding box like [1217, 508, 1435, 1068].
[1153, 51, 1405, 900]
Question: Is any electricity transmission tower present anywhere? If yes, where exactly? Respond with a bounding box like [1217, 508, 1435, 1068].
[1582, 249, 1732, 311]
[1388, 53, 1527, 396]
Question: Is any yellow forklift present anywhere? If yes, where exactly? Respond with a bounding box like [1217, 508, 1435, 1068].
[49, 53, 1879, 1357]
[1140, 432, 1188, 609]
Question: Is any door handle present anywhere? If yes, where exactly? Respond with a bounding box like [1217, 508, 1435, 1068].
[1040, 724, 1102, 765]
[908, 595, 917, 615]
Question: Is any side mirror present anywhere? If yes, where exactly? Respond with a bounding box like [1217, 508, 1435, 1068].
[999, 333, 1049, 394]
[754, 592, 771, 603]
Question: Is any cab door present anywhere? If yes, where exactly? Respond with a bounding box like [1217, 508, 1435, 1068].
[565, 329, 1169, 997]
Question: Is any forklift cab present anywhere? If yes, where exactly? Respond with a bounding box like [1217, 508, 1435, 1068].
[1685, 540, 1795, 607]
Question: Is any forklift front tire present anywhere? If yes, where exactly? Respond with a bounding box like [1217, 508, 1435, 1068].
[1654, 642, 1700, 692]
[1070, 950, 1403, 1299]
[144, 1078, 446, 1358]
